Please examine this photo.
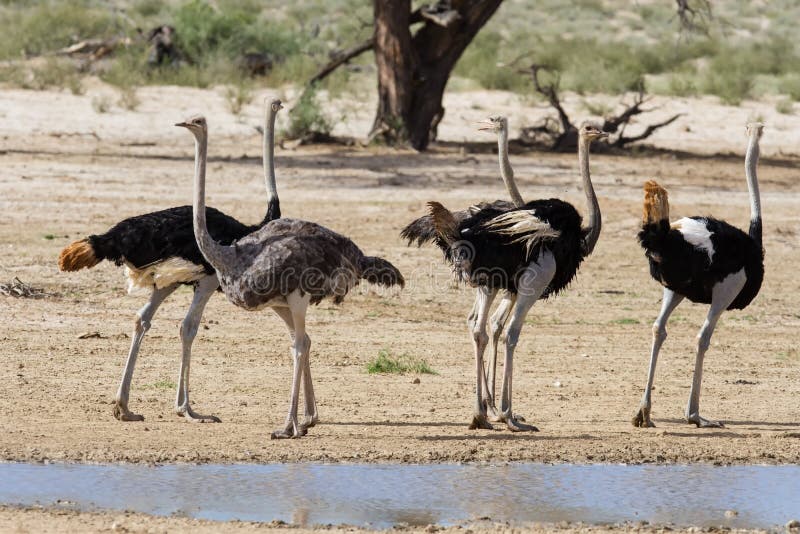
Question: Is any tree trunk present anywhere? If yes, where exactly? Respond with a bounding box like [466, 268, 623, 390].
[371, 0, 503, 151]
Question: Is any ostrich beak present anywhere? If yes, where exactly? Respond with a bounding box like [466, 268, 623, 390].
[476, 120, 495, 132]
[599, 131, 610, 139]
[175, 121, 188, 128]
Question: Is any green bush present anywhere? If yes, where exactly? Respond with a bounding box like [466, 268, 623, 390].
[0, 1, 118, 59]
[173, 0, 302, 65]
[286, 87, 331, 139]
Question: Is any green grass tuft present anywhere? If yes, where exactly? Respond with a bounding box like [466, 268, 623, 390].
[366, 349, 436, 375]
[143, 379, 177, 390]
[611, 318, 640, 325]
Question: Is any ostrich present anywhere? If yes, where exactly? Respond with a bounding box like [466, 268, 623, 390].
[176, 114, 404, 439]
[402, 120, 608, 431]
[402, 116, 521, 419]
[633, 123, 765, 429]
[58, 99, 285, 423]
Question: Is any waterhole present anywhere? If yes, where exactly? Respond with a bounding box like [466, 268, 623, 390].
[3, 463, 799, 528]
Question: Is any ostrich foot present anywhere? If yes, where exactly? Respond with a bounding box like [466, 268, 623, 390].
[489, 410, 526, 423]
[469, 413, 494, 430]
[632, 406, 655, 428]
[482, 397, 525, 423]
[113, 401, 144, 422]
[175, 404, 221, 423]
[302, 413, 319, 428]
[686, 413, 724, 428]
[270, 417, 306, 439]
[502, 414, 538, 432]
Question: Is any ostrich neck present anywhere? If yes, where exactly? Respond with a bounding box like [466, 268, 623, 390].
[745, 134, 762, 250]
[579, 138, 601, 255]
[497, 129, 524, 207]
[263, 107, 279, 205]
[192, 133, 234, 273]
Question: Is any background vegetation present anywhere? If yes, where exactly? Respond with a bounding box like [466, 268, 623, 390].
[0, 0, 798, 107]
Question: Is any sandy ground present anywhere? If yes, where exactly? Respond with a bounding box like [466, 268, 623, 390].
[1, 85, 800, 529]
[4, 505, 758, 534]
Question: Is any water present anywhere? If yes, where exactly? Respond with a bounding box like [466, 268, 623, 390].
[2, 462, 799, 528]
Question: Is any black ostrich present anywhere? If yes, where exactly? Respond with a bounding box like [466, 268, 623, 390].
[632, 123, 765, 429]
[58, 99, 286, 423]
[402, 119, 608, 431]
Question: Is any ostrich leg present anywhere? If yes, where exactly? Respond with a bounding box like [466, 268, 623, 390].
[686, 269, 746, 428]
[468, 286, 498, 430]
[272, 291, 312, 439]
[114, 283, 179, 421]
[498, 252, 556, 432]
[633, 288, 684, 428]
[175, 274, 221, 422]
[486, 291, 515, 421]
[273, 307, 318, 428]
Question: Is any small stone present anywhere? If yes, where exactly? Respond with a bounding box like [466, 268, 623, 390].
[425, 525, 439, 533]
[143, 427, 149, 432]
[553, 380, 562, 388]
[412, 378, 421, 384]
[724, 510, 738, 518]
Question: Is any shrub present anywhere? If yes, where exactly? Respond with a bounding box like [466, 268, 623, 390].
[366, 349, 436, 375]
[286, 87, 331, 139]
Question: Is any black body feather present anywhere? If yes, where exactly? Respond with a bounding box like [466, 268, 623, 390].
[87, 205, 266, 280]
[404, 199, 586, 298]
[638, 217, 764, 310]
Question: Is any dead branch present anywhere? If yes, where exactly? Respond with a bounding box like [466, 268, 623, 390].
[523, 64, 576, 150]
[0, 277, 53, 299]
[674, 0, 713, 35]
[55, 36, 131, 61]
[613, 112, 684, 147]
[520, 65, 683, 151]
[307, 38, 375, 86]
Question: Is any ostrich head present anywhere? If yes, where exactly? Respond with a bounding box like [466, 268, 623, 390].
[579, 122, 609, 143]
[175, 115, 207, 138]
[268, 98, 283, 113]
[476, 115, 508, 134]
[746, 122, 764, 139]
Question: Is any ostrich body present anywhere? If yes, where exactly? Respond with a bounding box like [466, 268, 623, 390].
[177, 115, 404, 439]
[402, 120, 607, 431]
[401, 117, 522, 416]
[58, 99, 284, 423]
[633, 123, 765, 429]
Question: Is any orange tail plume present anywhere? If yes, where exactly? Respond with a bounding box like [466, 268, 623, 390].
[58, 239, 100, 271]
[642, 180, 669, 225]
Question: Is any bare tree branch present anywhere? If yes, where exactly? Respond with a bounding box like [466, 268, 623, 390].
[674, 0, 713, 35]
[307, 38, 375, 86]
[613, 112, 684, 147]
[520, 65, 682, 151]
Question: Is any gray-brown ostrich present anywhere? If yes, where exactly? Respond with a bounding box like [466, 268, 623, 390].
[59, 99, 284, 423]
[176, 114, 404, 439]
[403, 121, 608, 431]
[633, 123, 765, 428]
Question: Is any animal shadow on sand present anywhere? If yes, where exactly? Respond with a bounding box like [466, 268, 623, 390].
[416, 433, 602, 442]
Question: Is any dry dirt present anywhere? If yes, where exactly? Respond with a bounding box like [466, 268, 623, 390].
[3, 505, 753, 534]
[1, 85, 799, 530]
